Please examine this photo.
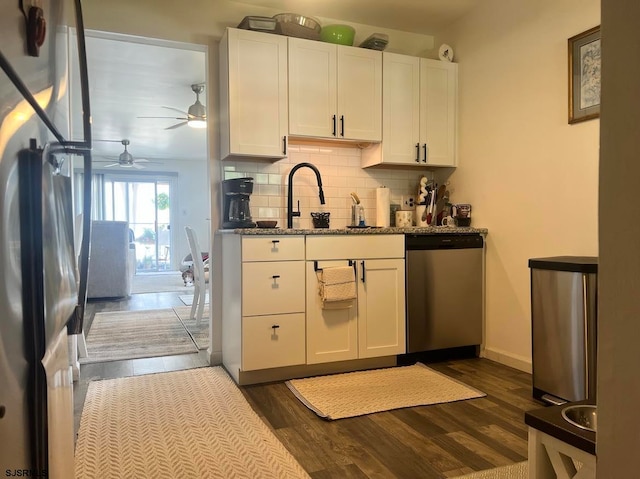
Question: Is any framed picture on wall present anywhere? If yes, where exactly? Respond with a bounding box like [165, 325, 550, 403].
[568, 26, 601, 124]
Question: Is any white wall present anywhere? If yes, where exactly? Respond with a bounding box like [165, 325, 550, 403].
[441, 0, 600, 370]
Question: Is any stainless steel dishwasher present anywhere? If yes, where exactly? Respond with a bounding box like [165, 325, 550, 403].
[405, 234, 484, 353]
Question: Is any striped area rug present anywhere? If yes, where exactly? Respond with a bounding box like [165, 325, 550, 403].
[173, 306, 209, 350]
[75, 367, 310, 479]
[81, 309, 198, 363]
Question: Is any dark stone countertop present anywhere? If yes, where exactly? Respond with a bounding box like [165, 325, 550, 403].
[524, 399, 596, 455]
[218, 226, 488, 235]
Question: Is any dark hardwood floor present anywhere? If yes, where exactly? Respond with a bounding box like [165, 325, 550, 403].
[241, 357, 542, 478]
[74, 289, 541, 478]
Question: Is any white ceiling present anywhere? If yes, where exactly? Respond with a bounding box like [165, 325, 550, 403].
[228, 0, 479, 34]
[84, 34, 207, 165]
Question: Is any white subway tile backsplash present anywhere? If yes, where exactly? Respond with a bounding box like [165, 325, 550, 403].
[268, 196, 284, 207]
[251, 196, 269, 207]
[258, 184, 281, 196]
[268, 174, 282, 185]
[299, 145, 320, 153]
[228, 145, 427, 229]
[254, 173, 269, 185]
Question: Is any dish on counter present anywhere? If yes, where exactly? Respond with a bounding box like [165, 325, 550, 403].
[256, 220, 278, 228]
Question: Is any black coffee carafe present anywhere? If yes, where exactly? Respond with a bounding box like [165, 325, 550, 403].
[222, 178, 256, 228]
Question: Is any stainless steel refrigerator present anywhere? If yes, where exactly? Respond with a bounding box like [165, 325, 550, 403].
[529, 256, 598, 405]
[0, 0, 92, 476]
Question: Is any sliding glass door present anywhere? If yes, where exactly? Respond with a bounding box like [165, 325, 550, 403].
[104, 177, 174, 272]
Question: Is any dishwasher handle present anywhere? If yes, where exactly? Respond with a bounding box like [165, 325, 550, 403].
[405, 234, 483, 250]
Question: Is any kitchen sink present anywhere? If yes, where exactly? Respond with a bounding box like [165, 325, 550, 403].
[561, 404, 597, 432]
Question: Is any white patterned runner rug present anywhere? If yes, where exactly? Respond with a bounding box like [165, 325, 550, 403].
[75, 367, 310, 479]
[452, 461, 528, 478]
[286, 362, 486, 420]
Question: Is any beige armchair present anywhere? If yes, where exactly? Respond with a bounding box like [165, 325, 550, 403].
[87, 221, 135, 299]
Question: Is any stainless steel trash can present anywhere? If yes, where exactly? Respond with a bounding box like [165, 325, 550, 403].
[529, 256, 598, 404]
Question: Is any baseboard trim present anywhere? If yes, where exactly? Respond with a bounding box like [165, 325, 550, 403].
[482, 347, 532, 373]
[208, 349, 222, 365]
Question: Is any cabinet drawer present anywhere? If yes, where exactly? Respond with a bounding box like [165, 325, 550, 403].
[242, 261, 305, 316]
[242, 313, 306, 371]
[242, 236, 305, 261]
[306, 234, 404, 260]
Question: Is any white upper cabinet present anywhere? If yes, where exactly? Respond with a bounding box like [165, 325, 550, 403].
[379, 53, 421, 164]
[420, 59, 457, 166]
[288, 37, 382, 142]
[362, 52, 457, 168]
[219, 28, 288, 160]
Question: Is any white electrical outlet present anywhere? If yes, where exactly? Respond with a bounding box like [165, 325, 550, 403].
[401, 195, 416, 210]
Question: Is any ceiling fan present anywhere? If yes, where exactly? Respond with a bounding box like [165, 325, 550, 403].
[138, 83, 207, 130]
[94, 139, 159, 169]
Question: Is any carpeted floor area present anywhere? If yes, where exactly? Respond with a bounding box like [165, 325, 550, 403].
[286, 362, 486, 420]
[75, 367, 310, 479]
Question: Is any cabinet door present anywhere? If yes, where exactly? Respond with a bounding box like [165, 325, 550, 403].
[337, 46, 382, 141]
[419, 59, 457, 166]
[242, 261, 305, 316]
[357, 258, 406, 358]
[288, 38, 337, 139]
[381, 52, 421, 164]
[306, 261, 357, 364]
[222, 28, 288, 159]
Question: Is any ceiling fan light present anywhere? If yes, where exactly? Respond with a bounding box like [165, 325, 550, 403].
[188, 118, 207, 129]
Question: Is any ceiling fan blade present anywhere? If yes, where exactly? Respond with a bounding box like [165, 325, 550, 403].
[103, 163, 120, 168]
[162, 106, 189, 115]
[165, 121, 188, 130]
[135, 159, 149, 163]
[132, 163, 145, 170]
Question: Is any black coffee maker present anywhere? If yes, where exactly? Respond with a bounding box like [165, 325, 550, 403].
[222, 177, 256, 228]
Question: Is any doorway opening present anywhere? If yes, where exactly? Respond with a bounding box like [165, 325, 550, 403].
[103, 176, 174, 273]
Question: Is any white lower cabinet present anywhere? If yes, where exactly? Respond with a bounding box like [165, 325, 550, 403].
[306, 261, 358, 364]
[242, 261, 305, 317]
[306, 236, 406, 364]
[242, 313, 306, 370]
[356, 258, 406, 359]
[220, 233, 406, 384]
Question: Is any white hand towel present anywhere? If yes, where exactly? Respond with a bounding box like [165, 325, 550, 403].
[319, 266, 356, 302]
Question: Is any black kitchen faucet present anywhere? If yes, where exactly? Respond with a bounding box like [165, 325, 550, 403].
[287, 162, 325, 228]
